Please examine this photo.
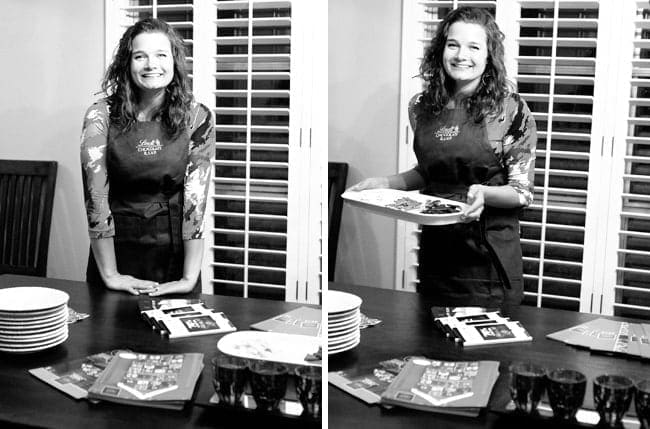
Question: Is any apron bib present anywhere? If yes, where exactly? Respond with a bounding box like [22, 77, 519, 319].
[87, 121, 195, 292]
[413, 106, 523, 307]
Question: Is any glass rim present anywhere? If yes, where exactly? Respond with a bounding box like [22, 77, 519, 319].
[294, 365, 322, 378]
[509, 361, 546, 375]
[635, 379, 650, 392]
[594, 374, 635, 388]
[546, 368, 587, 383]
[211, 354, 248, 366]
[249, 359, 289, 373]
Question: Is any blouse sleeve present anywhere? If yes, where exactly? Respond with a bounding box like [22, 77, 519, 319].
[183, 104, 215, 240]
[502, 94, 537, 206]
[408, 93, 429, 181]
[80, 102, 114, 238]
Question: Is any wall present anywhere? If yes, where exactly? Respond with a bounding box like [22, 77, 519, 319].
[328, 0, 403, 289]
[0, 0, 104, 280]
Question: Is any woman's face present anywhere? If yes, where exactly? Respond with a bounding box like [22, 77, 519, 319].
[129, 31, 174, 93]
[442, 21, 488, 95]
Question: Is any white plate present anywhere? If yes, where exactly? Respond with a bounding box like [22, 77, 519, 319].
[0, 322, 67, 338]
[328, 291, 362, 314]
[0, 329, 68, 347]
[0, 287, 69, 312]
[0, 326, 67, 343]
[328, 330, 360, 345]
[328, 312, 360, 326]
[329, 319, 360, 333]
[0, 331, 68, 354]
[328, 309, 359, 322]
[328, 337, 361, 355]
[0, 309, 68, 327]
[328, 319, 360, 334]
[0, 305, 67, 321]
[342, 189, 467, 226]
[217, 330, 321, 367]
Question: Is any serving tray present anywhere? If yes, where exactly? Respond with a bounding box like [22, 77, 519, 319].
[342, 189, 467, 225]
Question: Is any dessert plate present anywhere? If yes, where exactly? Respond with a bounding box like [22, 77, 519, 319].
[0, 287, 69, 312]
[328, 291, 362, 314]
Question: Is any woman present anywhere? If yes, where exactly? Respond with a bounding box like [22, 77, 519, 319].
[80, 18, 215, 296]
[350, 7, 536, 307]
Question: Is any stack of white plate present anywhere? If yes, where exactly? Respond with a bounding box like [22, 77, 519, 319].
[328, 290, 362, 355]
[0, 287, 70, 354]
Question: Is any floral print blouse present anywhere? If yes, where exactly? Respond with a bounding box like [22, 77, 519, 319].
[409, 92, 537, 206]
[80, 99, 215, 240]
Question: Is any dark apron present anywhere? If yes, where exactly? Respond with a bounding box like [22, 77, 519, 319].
[87, 121, 198, 294]
[413, 106, 523, 308]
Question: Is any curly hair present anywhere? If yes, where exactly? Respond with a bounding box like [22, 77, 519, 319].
[417, 7, 512, 123]
[102, 18, 193, 138]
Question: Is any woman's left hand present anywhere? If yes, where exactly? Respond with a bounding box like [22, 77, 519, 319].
[461, 184, 485, 222]
[147, 278, 196, 296]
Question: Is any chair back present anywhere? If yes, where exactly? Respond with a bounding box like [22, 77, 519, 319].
[0, 160, 57, 277]
[328, 162, 348, 281]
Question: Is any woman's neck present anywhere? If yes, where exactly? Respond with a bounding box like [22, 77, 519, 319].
[136, 88, 166, 121]
[452, 80, 479, 100]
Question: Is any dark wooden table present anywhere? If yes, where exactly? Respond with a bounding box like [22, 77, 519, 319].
[0, 274, 321, 429]
[328, 282, 649, 429]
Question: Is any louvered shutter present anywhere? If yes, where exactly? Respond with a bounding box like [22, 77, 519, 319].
[602, 0, 650, 318]
[513, 0, 610, 311]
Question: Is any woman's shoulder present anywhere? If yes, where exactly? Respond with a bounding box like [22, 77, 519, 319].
[502, 92, 532, 115]
[189, 101, 212, 121]
[83, 98, 110, 124]
[408, 93, 424, 128]
[408, 93, 424, 111]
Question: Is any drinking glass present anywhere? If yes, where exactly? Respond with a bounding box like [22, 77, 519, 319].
[211, 354, 248, 407]
[593, 374, 635, 428]
[295, 365, 322, 418]
[249, 360, 289, 412]
[546, 368, 587, 421]
[636, 379, 650, 429]
[509, 361, 546, 415]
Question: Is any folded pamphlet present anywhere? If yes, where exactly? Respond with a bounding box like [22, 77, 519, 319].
[250, 306, 322, 337]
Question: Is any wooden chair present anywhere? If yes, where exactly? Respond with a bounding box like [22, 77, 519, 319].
[0, 160, 57, 277]
[328, 162, 348, 281]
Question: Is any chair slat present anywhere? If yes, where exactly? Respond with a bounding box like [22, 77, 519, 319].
[0, 160, 57, 276]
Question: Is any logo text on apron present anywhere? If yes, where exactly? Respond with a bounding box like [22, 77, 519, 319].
[434, 125, 459, 141]
[136, 138, 163, 156]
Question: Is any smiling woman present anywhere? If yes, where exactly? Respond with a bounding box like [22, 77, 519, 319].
[348, 7, 536, 309]
[80, 18, 215, 297]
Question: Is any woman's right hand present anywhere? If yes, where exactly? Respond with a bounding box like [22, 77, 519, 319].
[346, 176, 391, 192]
[103, 273, 158, 295]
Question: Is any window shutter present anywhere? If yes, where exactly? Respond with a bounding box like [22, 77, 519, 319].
[602, 0, 650, 318]
[514, 0, 607, 311]
[209, 0, 294, 300]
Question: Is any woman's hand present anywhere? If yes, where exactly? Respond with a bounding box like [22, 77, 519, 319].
[461, 184, 485, 222]
[147, 278, 196, 296]
[103, 273, 158, 295]
[346, 176, 390, 192]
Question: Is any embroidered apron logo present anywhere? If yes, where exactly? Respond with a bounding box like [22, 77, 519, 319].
[434, 125, 459, 141]
[136, 139, 163, 156]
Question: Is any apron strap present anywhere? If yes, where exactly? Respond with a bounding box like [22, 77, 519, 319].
[166, 191, 183, 281]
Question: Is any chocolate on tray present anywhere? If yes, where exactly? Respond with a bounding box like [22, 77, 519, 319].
[385, 197, 422, 211]
[421, 200, 462, 214]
